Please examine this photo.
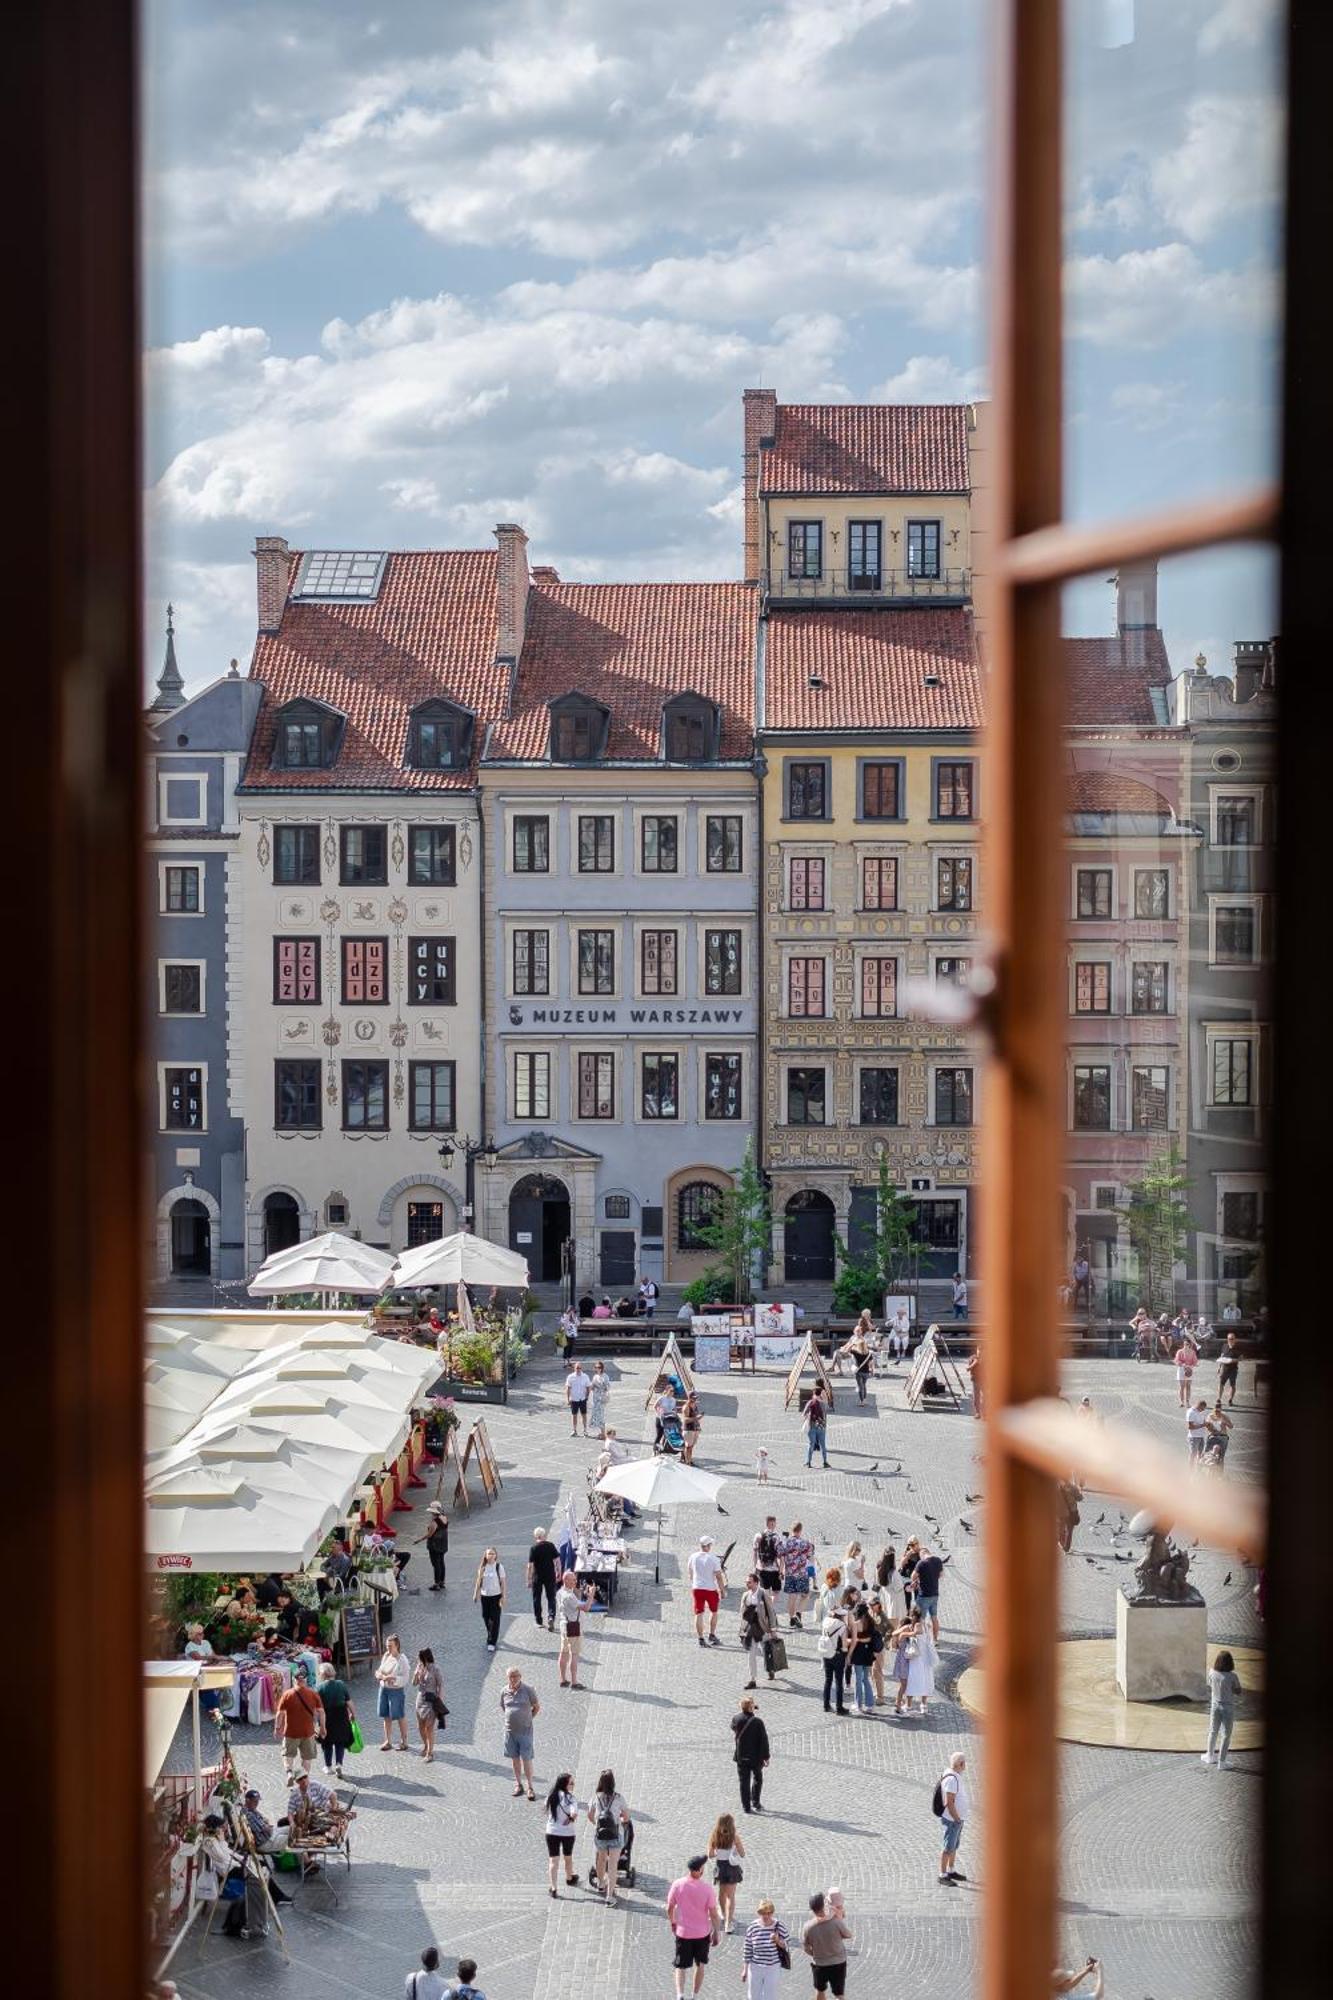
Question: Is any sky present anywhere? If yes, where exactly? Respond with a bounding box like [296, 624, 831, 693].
[142, 0, 1284, 698]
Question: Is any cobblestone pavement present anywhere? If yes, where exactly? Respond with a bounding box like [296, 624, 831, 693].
[167, 1353, 1265, 1999]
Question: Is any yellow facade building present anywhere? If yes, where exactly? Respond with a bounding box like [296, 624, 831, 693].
[745, 394, 986, 1295]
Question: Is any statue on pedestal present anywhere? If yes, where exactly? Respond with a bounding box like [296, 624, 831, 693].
[1130, 1528, 1203, 1606]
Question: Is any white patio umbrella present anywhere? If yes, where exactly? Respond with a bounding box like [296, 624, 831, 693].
[392, 1231, 530, 1292]
[144, 1467, 338, 1573]
[249, 1232, 395, 1299]
[595, 1456, 728, 1583]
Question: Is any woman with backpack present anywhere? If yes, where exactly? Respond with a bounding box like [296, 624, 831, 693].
[588, 1768, 631, 1905]
[739, 1572, 778, 1688]
[706, 1811, 747, 1934]
[817, 1599, 850, 1715]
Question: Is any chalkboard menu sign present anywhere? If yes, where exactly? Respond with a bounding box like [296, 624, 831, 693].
[339, 1598, 380, 1668]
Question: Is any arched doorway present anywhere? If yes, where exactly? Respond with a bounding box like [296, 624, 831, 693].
[784, 1189, 836, 1282]
[263, 1191, 301, 1259]
[170, 1197, 211, 1277]
[509, 1173, 570, 1283]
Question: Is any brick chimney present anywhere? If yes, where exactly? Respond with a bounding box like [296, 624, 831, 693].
[1115, 557, 1158, 632]
[494, 522, 530, 664]
[254, 535, 293, 634]
[743, 388, 777, 584]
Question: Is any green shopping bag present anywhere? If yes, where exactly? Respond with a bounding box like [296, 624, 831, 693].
[348, 1718, 364, 1755]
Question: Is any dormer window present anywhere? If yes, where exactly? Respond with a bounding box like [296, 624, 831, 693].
[407, 699, 474, 772]
[549, 693, 610, 764]
[273, 698, 344, 771]
[662, 694, 719, 764]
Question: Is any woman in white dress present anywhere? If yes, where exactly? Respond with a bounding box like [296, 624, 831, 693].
[903, 1612, 938, 1716]
[586, 1361, 610, 1437]
[843, 1540, 867, 1590]
[876, 1545, 908, 1625]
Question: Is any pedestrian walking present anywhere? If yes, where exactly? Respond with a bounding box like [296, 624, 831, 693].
[739, 1572, 778, 1688]
[274, 1670, 325, 1780]
[753, 1517, 783, 1595]
[754, 1445, 771, 1483]
[912, 1545, 944, 1642]
[527, 1525, 560, 1628]
[803, 1390, 830, 1469]
[1175, 1337, 1198, 1407]
[556, 1569, 592, 1687]
[1186, 1397, 1210, 1465]
[667, 1855, 722, 1999]
[499, 1665, 539, 1799]
[375, 1634, 411, 1752]
[443, 1955, 486, 1999]
[413, 1647, 445, 1762]
[473, 1546, 507, 1650]
[1201, 1649, 1243, 1767]
[421, 1504, 449, 1591]
[934, 1751, 969, 1884]
[801, 1892, 853, 1995]
[589, 1769, 631, 1905]
[639, 1274, 660, 1317]
[731, 1695, 771, 1814]
[681, 1387, 703, 1464]
[952, 1273, 968, 1321]
[587, 1360, 611, 1437]
[778, 1522, 814, 1629]
[315, 1661, 355, 1773]
[544, 1771, 581, 1896]
[689, 1533, 728, 1647]
[742, 1899, 792, 1999]
[965, 1346, 983, 1419]
[654, 1379, 680, 1448]
[566, 1359, 591, 1435]
[1216, 1329, 1242, 1406]
[404, 1944, 449, 1999]
[707, 1811, 746, 1934]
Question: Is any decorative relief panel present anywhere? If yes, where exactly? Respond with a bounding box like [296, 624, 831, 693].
[277, 895, 315, 925]
[276, 1018, 317, 1051]
[414, 1019, 453, 1049]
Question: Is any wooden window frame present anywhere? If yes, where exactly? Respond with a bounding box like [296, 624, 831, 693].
[513, 1049, 552, 1120]
[512, 926, 550, 997]
[340, 934, 389, 1006]
[408, 1058, 457, 1132]
[705, 813, 744, 873]
[274, 1057, 322, 1131]
[273, 934, 321, 1005]
[512, 813, 551, 874]
[339, 824, 388, 886]
[407, 824, 457, 886]
[273, 822, 321, 886]
[341, 1058, 390, 1131]
[407, 934, 455, 1007]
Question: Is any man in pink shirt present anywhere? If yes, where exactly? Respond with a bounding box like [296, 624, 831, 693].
[666, 1855, 721, 1997]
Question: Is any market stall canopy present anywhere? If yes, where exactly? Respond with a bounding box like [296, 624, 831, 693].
[144, 1684, 190, 1790]
[248, 1232, 396, 1297]
[145, 1466, 338, 1573]
[152, 1396, 412, 1470]
[149, 1429, 370, 1514]
[392, 1231, 530, 1291]
[595, 1457, 727, 1507]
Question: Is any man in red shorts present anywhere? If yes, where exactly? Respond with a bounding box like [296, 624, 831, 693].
[687, 1534, 728, 1648]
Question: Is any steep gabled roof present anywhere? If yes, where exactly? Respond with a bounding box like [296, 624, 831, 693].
[483, 582, 757, 763]
[242, 550, 508, 790]
[762, 608, 982, 732]
[1066, 771, 1172, 816]
[760, 404, 971, 497]
[1063, 630, 1172, 727]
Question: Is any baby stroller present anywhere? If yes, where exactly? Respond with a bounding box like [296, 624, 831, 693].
[586, 1816, 636, 1890]
[654, 1413, 684, 1456]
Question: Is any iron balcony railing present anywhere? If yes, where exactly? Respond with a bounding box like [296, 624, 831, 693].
[766, 564, 973, 606]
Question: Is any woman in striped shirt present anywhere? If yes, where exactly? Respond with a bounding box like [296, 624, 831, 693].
[742, 1897, 791, 1997]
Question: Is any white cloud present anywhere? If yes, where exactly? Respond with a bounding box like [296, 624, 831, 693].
[871, 354, 986, 403]
[1199, 0, 1279, 55]
[1109, 380, 1185, 433]
[1065, 244, 1275, 348]
[1150, 95, 1283, 244]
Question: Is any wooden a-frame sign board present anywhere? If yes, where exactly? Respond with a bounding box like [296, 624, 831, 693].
[783, 1330, 836, 1409]
[644, 1331, 695, 1407]
[434, 1425, 471, 1512]
[459, 1419, 503, 1505]
[904, 1328, 969, 1411]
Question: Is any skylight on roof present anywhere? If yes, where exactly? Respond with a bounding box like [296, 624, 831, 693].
[293, 551, 388, 601]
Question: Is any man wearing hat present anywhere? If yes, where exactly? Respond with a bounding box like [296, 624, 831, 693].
[666, 1853, 721, 1998]
[686, 1535, 727, 1649]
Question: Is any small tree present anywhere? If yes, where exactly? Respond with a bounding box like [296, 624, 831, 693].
[1118, 1144, 1191, 1316]
[691, 1142, 771, 1303]
[833, 1156, 916, 1315]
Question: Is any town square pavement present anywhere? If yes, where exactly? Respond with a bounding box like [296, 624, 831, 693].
[166, 1346, 1265, 1999]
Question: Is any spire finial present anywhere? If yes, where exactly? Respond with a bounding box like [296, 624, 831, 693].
[148, 600, 186, 713]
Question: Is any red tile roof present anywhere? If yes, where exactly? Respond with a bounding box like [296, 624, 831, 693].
[483, 582, 757, 763]
[242, 550, 509, 790]
[762, 608, 982, 732]
[1066, 771, 1171, 816]
[760, 404, 971, 496]
[1063, 631, 1172, 727]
